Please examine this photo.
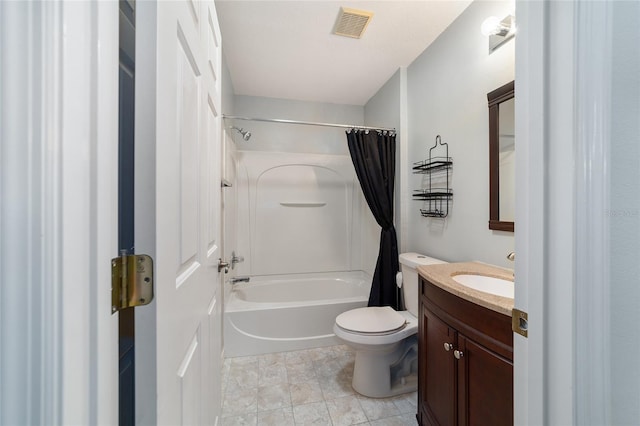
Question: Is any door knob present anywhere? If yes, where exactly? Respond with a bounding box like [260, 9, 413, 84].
[443, 342, 453, 352]
[454, 350, 464, 360]
[218, 259, 230, 273]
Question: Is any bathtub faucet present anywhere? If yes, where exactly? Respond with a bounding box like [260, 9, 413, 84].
[231, 251, 245, 269]
[230, 276, 250, 284]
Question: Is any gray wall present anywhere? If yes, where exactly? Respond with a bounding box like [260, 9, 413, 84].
[230, 95, 363, 155]
[405, 0, 515, 267]
[222, 49, 235, 115]
[364, 69, 401, 133]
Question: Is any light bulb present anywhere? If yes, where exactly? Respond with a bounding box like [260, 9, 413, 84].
[481, 16, 501, 36]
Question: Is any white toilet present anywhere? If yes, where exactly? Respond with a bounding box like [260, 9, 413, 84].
[333, 252, 447, 398]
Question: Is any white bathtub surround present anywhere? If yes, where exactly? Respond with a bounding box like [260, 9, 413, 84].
[225, 271, 370, 357]
[236, 151, 366, 277]
[221, 345, 417, 426]
[226, 150, 378, 357]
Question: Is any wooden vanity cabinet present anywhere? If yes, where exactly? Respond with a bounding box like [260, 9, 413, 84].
[418, 277, 513, 426]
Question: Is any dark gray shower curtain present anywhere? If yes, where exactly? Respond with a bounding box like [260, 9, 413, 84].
[346, 129, 401, 310]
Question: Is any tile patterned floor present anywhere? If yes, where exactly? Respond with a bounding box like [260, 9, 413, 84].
[221, 345, 417, 426]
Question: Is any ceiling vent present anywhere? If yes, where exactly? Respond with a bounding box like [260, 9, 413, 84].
[333, 7, 374, 39]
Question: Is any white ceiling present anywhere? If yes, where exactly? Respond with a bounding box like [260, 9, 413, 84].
[216, 1, 472, 106]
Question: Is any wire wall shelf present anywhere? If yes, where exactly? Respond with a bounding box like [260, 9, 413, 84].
[413, 135, 453, 218]
[412, 157, 453, 174]
[413, 189, 454, 200]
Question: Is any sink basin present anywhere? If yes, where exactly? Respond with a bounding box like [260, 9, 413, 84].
[452, 274, 514, 298]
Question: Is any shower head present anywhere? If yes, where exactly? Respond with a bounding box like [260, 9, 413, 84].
[231, 126, 251, 141]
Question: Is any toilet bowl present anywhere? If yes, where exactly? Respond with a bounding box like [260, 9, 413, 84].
[333, 252, 447, 398]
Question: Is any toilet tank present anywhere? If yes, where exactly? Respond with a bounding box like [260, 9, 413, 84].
[399, 252, 447, 316]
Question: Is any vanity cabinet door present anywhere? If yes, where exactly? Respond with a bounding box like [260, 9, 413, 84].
[421, 306, 456, 426]
[456, 334, 513, 426]
[418, 277, 513, 426]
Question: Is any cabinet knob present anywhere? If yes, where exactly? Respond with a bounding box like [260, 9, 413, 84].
[454, 350, 464, 360]
[443, 342, 453, 352]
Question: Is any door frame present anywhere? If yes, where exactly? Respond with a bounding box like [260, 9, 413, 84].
[132, 0, 159, 423]
[514, 1, 572, 423]
[515, 0, 575, 423]
[0, 1, 119, 424]
[515, 0, 613, 423]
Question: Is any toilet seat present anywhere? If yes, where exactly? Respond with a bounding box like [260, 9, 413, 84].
[335, 306, 406, 336]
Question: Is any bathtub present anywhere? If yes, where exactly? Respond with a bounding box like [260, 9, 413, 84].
[224, 271, 370, 357]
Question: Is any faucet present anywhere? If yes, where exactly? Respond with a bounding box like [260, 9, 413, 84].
[230, 276, 250, 284]
[231, 251, 244, 270]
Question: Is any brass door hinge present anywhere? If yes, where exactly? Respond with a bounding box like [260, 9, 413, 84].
[512, 308, 528, 338]
[111, 254, 154, 314]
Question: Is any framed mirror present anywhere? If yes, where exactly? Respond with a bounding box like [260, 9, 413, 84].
[488, 81, 515, 232]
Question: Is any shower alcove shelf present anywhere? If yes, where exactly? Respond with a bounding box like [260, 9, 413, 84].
[413, 135, 453, 218]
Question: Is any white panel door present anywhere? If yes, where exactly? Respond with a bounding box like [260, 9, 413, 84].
[154, 0, 223, 424]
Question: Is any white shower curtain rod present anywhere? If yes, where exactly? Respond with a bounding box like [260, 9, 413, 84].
[222, 114, 396, 133]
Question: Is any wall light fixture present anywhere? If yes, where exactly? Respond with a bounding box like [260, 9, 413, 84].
[481, 15, 515, 53]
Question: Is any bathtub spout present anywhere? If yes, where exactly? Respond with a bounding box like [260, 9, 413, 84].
[230, 276, 250, 284]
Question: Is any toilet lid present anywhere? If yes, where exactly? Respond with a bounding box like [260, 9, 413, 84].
[335, 306, 406, 334]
